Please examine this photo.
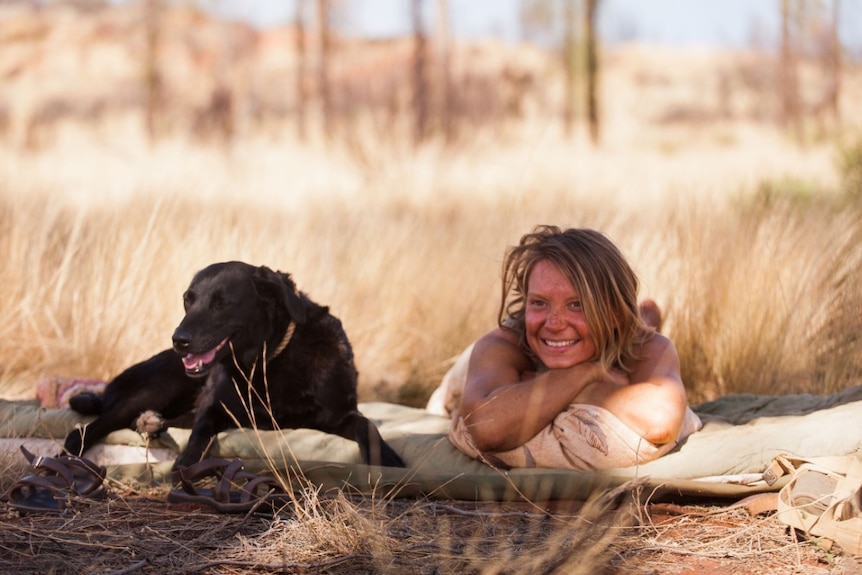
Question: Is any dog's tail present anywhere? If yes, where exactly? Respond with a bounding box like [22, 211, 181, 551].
[68, 391, 103, 415]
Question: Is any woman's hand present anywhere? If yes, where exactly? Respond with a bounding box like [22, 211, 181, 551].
[575, 365, 629, 403]
[459, 330, 606, 452]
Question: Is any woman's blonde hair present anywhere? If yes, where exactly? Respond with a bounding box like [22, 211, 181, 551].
[499, 225, 653, 373]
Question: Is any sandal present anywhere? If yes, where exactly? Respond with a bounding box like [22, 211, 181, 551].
[776, 451, 862, 555]
[2, 445, 107, 514]
[167, 458, 292, 514]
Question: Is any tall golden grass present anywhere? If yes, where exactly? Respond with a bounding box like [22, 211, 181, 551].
[0, 117, 860, 407]
[1, 21, 860, 571]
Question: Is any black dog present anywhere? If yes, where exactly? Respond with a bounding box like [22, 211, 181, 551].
[64, 262, 405, 470]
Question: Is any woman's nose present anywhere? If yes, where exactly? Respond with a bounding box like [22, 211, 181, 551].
[546, 308, 565, 329]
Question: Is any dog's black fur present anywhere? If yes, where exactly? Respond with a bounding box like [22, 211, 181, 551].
[63, 262, 405, 470]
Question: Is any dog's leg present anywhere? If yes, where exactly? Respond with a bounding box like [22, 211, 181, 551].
[63, 403, 153, 457]
[62, 418, 112, 457]
[172, 365, 230, 471]
[63, 350, 195, 458]
[335, 411, 405, 468]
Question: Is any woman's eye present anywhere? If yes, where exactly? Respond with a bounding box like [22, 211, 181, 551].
[528, 299, 546, 308]
[568, 301, 582, 310]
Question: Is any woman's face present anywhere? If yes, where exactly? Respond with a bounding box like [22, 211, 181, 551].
[524, 259, 596, 369]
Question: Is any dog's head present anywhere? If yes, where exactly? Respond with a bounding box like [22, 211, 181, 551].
[172, 262, 307, 377]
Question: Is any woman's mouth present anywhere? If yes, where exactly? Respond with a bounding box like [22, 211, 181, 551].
[543, 339, 577, 348]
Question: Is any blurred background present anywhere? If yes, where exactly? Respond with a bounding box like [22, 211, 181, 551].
[1, 0, 860, 407]
[3, 0, 858, 152]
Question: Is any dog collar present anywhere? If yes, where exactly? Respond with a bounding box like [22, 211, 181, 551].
[268, 321, 296, 361]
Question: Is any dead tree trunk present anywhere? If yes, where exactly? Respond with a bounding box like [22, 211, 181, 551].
[295, 0, 307, 140]
[562, 0, 576, 137]
[412, 0, 428, 144]
[143, 0, 164, 143]
[435, 0, 452, 142]
[316, 0, 332, 138]
[780, 0, 802, 142]
[829, 0, 842, 125]
[585, 0, 600, 144]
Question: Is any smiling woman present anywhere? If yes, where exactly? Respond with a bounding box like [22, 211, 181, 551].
[442, 225, 702, 470]
[524, 260, 598, 369]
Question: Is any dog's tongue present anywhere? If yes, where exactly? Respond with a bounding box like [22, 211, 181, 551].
[182, 348, 218, 371]
[180, 337, 229, 372]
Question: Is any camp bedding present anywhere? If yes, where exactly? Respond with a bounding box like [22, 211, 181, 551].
[1, 384, 860, 501]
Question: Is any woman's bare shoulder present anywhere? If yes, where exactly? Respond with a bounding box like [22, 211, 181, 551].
[469, 327, 532, 378]
[477, 326, 519, 347]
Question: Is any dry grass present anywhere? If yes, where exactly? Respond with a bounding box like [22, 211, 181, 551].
[1, 6, 862, 572]
[0, 126, 860, 404]
[1, 6, 860, 404]
[2, 478, 855, 575]
[616, 502, 857, 575]
[1, 126, 859, 570]
[0, 478, 636, 575]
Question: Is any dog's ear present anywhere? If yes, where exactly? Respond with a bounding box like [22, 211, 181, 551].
[253, 266, 307, 325]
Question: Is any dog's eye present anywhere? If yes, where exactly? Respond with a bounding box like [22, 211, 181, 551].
[183, 291, 195, 310]
[210, 292, 228, 311]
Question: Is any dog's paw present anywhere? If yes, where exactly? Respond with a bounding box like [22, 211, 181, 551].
[134, 410, 168, 439]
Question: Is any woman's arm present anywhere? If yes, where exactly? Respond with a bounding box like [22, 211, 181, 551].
[458, 328, 612, 452]
[577, 333, 688, 445]
[459, 330, 688, 453]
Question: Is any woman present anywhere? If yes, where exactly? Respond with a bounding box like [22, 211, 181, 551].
[445, 226, 701, 470]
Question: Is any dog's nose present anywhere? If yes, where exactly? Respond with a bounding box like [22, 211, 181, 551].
[172, 329, 192, 353]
